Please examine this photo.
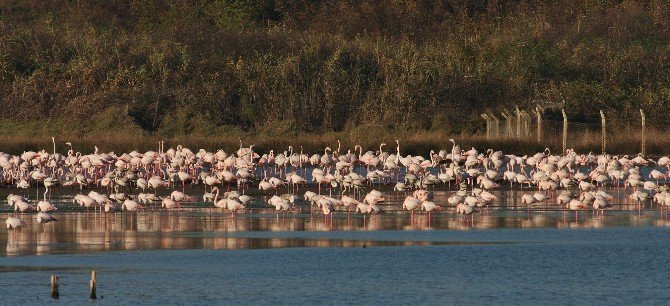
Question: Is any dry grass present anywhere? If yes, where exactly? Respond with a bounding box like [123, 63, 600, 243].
[1, 127, 667, 157]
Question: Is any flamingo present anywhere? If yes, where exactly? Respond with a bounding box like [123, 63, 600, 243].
[170, 190, 193, 202]
[364, 190, 385, 205]
[238, 194, 252, 206]
[403, 196, 421, 220]
[36, 211, 58, 223]
[420, 201, 441, 219]
[592, 197, 612, 216]
[177, 170, 192, 191]
[74, 194, 96, 212]
[204, 175, 221, 192]
[356, 202, 372, 214]
[122, 199, 143, 222]
[321, 201, 334, 220]
[412, 190, 433, 202]
[13, 200, 35, 215]
[43, 176, 58, 201]
[7, 194, 28, 208]
[258, 180, 275, 194]
[138, 193, 160, 206]
[105, 202, 121, 213]
[455, 203, 477, 223]
[162, 198, 181, 212]
[148, 176, 165, 194]
[136, 177, 148, 192]
[37, 201, 57, 212]
[566, 199, 587, 220]
[533, 192, 549, 208]
[226, 198, 246, 216]
[6, 217, 27, 229]
[269, 195, 291, 219]
[341, 195, 361, 214]
[203, 187, 219, 202]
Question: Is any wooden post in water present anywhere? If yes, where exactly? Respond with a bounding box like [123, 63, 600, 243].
[600, 110, 606, 154]
[51, 274, 59, 299]
[640, 109, 646, 156]
[90, 270, 97, 299]
[480, 113, 491, 139]
[535, 106, 542, 142]
[561, 109, 567, 154]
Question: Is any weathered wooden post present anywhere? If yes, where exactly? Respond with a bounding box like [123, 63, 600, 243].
[600, 110, 606, 154]
[562, 109, 567, 154]
[90, 270, 97, 299]
[501, 110, 511, 137]
[527, 111, 532, 138]
[515, 106, 521, 138]
[522, 110, 530, 138]
[512, 113, 516, 137]
[51, 274, 59, 299]
[490, 113, 500, 138]
[481, 113, 491, 139]
[535, 106, 542, 142]
[519, 109, 526, 138]
[640, 109, 646, 156]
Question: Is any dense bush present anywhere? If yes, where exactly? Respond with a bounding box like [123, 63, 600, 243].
[1, 0, 669, 137]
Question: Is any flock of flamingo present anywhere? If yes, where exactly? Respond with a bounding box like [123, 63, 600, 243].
[4, 138, 670, 231]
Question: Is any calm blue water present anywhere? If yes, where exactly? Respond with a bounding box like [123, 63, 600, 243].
[1, 222, 670, 305]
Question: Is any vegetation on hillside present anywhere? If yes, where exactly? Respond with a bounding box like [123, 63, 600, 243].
[1, 0, 669, 140]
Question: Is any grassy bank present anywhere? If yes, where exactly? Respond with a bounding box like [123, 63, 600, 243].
[0, 127, 664, 157]
[2, 1, 670, 138]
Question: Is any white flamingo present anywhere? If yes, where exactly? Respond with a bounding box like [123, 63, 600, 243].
[37, 201, 57, 212]
[403, 196, 421, 220]
[36, 211, 58, 224]
[6, 217, 27, 229]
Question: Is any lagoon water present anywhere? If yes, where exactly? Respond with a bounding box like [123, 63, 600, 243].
[2, 207, 670, 304]
[2, 183, 670, 305]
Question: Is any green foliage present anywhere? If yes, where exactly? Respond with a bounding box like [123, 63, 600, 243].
[1, 0, 670, 138]
[256, 119, 301, 137]
[86, 107, 144, 135]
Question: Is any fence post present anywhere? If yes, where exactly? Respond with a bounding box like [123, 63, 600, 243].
[490, 113, 500, 138]
[501, 111, 511, 137]
[515, 106, 521, 138]
[600, 110, 606, 154]
[522, 110, 530, 138]
[507, 110, 513, 136]
[488, 113, 492, 138]
[90, 270, 97, 299]
[526, 111, 531, 137]
[640, 109, 646, 156]
[480, 113, 491, 139]
[523, 111, 527, 137]
[562, 109, 567, 154]
[535, 107, 542, 142]
[51, 274, 59, 299]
